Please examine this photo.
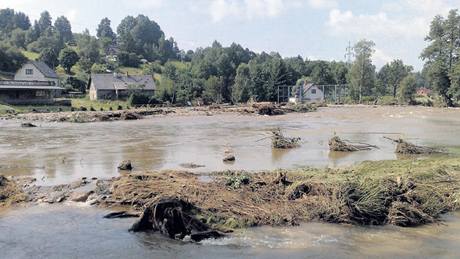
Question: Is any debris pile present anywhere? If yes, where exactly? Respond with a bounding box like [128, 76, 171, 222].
[329, 136, 377, 152]
[395, 139, 440, 155]
[130, 198, 224, 242]
[271, 128, 301, 149]
[253, 103, 285, 116]
[0, 175, 25, 206]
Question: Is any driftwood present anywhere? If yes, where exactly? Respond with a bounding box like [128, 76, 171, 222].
[384, 137, 441, 155]
[130, 198, 223, 242]
[329, 136, 378, 152]
[271, 128, 301, 149]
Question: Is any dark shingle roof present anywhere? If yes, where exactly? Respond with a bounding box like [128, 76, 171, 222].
[90, 74, 155, 91]
[30, 61, 58, 78]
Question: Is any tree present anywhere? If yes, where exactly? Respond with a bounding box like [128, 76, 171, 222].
[421, 10, 460, 106]
[310, 61, 335, 85]
[75, 30, 101, 71]
[204, 76, 224, 103]
[448, 63, 460, 104]
[398, 74, 417, 104]
[96, 17, 115, 40]
[377, 59, 413, 97]
[37, 11, 52, 34]
[117, 15, 164, 60]
[0, 42, 27, 72]
[232, 63, 253, 103]
[54, 16, 72, 44]
[39, 47, 59, 68]
[348, 39, 376, 102]
[10, 28, 27, 48]
[59, 47, 79, 73]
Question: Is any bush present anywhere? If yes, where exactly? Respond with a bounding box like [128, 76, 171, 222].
[118, 51, 141, 67]
[128, 92, 158, 106]
[377, 96, 398, 106]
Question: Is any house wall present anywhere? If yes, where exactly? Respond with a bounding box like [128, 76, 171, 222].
[14, 63, 59, 87]
[303, 86, 324, 102]
[0, 89, 54, 105]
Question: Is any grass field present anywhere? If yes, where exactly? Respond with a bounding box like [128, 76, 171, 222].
[21, 50, 39, 60]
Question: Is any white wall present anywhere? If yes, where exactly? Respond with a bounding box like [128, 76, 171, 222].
[14, 63, 59, 87]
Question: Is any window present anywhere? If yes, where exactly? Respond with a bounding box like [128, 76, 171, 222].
[26, 69, 33, 75]
[36, 90, 46, 97]
[311, 89, 317, 94]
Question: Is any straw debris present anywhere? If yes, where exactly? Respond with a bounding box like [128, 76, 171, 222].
[271, 128, 301, 149]
[329, 136, 377, 152]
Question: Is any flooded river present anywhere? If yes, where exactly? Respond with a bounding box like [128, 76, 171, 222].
[1, 106, 460, 185]
[1, 106, 460, 258]
[0, 204, 459, 258]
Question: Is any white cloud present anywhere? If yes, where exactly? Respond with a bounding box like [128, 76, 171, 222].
[373, 48, 393, 68]
[327, 9, 426, 39]
[208, 0, 301, 22]
[308, 0, 337, 10]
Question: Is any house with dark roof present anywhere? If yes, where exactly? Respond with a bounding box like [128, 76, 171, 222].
[14, 61, 60, 87]
[88, 73, 156, 101]
[0, 61, 63, 105]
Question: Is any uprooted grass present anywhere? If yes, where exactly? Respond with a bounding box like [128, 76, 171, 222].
[104, 157, 460, 230]
[0, 176, 26, 207]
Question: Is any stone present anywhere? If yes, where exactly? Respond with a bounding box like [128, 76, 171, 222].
[223, 154, 236, 162]
[118, 160, 133, 171]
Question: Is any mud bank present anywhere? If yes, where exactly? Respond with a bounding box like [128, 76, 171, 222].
[2, 156, 459, 240]
[1, 103, 318, 123]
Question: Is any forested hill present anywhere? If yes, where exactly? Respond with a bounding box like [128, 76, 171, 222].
[0, 8, 459, 106]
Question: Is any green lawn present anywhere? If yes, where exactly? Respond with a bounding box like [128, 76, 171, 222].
[21, 50, 39, 60]
[118, 66, 144, 76]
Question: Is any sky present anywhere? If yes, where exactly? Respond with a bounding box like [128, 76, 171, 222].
[0, 0, 458, 70]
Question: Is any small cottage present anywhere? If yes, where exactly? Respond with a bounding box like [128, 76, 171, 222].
[0, 61, 63, 105]
[88, 73, 155, 101]
[289, 82, 325, 104]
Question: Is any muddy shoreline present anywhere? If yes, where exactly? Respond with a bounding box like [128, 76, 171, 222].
[2, 156, 459, 241]
[0, 103, 320, 123]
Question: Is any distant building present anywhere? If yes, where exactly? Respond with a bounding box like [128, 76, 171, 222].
[0, 61, 63, 105]
[88, 73, 156, 101]
[289, 82, 325, 104]
[416, 87, 432, 97]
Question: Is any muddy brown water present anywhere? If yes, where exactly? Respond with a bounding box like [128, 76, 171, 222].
[1, 106, 460, 185]
[1, 106, 460, 258]
[0, 205, 459, 259]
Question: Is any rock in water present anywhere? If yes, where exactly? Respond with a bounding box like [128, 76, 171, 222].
[21, 122, 37, 128]
[103, 211, 139, 219]
[118, 160, 133, 171]
[223, 154, 236, 162]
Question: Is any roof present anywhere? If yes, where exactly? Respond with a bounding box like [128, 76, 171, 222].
[90, 74, 155, 91]
[29, 61, 59, 79]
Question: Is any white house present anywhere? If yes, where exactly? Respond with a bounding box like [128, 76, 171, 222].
[14, 61, 60, 87]
[0, 61, 63, 105]
[290, 82, 325, 104]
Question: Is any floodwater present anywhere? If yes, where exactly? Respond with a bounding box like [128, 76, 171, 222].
[0, 204, 459, 259]
[1, 106, 460, 258]
[1, 106, 460, 185]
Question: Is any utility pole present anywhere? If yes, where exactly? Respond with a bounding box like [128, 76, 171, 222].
[345, 41, 353, 65]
